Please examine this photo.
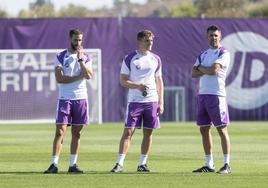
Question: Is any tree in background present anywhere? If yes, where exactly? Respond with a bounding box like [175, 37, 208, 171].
[169, 2, 197, 17]
[114, 0, 130, 17]
[18, 0, 113, 18]
[19, 0, 55, 18]
[0, 7, 8, 18]
[3, 0, 268, 18]
[195, 0, 246, 18]
[114, 0, 130, 6]
[58, 4, 90, 17]
[29, 0, 53, 7]
[247, 0, 268, 17]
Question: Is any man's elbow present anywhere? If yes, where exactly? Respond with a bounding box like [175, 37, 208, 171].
[120, 79, 129, 88]
[191, 71, 199, 78]
[56, 77, 64, 83]
[85, 75, 92, 80]
[119, 80, 125, 87]
[84, 72, 93, 80]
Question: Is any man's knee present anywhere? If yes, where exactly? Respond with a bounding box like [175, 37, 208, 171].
[143, 129, 153, 137]
[72, 127, 83, 139]
[217, 126, 228, 137]
[122, 129, 134, 139]
[72, 132, 81, 139]
[55, 128, 66, 138]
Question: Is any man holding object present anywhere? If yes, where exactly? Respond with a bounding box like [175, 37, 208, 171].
[111, 30, 164, 173]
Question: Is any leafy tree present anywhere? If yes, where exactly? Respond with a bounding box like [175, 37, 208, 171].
[30, 0, 54, 8]
[18, 0, 55, 18]
[58, 4, 90, 17]
[169, 3, 197, 17]
[18, 4, 56, 18]
[247, 1, 268, 17]
[0, 8, 8, 18]
[114, 0, 130, 6]
[195, 0, 246, 18]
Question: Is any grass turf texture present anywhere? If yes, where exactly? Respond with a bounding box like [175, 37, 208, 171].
[0, 122, 267, 188]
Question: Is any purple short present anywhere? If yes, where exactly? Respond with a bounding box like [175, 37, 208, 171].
[124, 102, 160, 129]
[197, 95, 230, 127]
[55, 99, 89, 126]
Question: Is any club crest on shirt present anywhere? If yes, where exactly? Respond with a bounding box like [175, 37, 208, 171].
[130, 111, 135, 117]
[60, 107, 65, 112]
[135, 64, 141, 69]
[64, 62, 70, 67]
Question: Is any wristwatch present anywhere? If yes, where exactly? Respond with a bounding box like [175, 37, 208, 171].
[78, 57, 84, 62]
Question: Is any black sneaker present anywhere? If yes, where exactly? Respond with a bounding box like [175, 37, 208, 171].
[192, 166, 215, 173]
[44, 164, 58, 174]
[110, 163, 123, 173]
[68, 164, 83, 174]
[217, 163, 231, 174]
[137, 164, 150, 172]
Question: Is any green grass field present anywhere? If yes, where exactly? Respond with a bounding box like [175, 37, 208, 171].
[0, 122, 267, 188]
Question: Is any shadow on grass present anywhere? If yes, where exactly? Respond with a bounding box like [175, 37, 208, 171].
[0, 171, 178, 175]
[0, 171, 46, 175]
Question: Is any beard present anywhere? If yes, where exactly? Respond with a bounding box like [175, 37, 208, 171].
[210, 40, 219, 48]
[71, 43, 79, 51]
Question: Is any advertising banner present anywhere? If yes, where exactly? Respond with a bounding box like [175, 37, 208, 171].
[1, 18, 268, 121]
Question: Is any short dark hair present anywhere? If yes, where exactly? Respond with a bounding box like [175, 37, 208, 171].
[69, 29, 83, 38]
[137, 30, 155, 41]
[207, 25, 221, 33]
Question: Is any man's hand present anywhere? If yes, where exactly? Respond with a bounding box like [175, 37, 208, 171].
[193, 65, 200, 70]
[77, 45, 84, 59]
[157, 103, 164, 115]
[137, 84, 149, 96]
[192, 66, 205, 78]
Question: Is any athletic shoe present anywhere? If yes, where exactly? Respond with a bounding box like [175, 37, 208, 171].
[68, 164, 83, 173]
[192, 166, 215, 173]
[110, 163, 123, 173]
[137, 164, 150, 172]
[44, 164, 58, 174]
[217, 163, 231, 174]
